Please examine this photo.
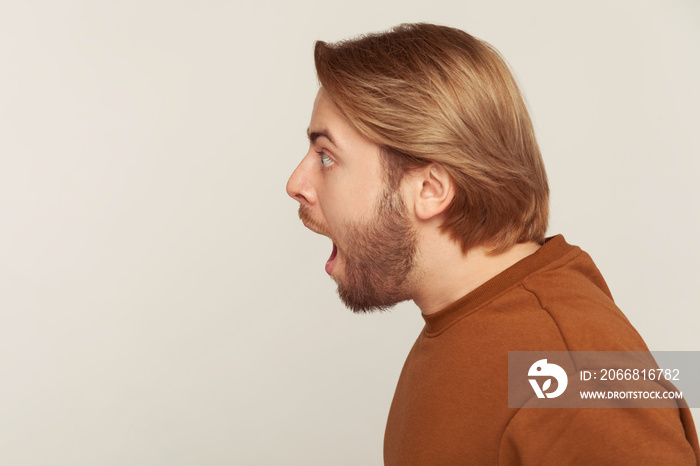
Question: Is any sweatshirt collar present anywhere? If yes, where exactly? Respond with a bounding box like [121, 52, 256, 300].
[421, 235, 576, 336]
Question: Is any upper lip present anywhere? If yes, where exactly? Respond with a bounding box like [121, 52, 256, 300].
[299, 216, 338, 253]
[298, 206, 332, 238]
[304, 223, 327, 236]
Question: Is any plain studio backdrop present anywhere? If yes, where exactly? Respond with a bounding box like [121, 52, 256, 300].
[1, 1, 698, 464]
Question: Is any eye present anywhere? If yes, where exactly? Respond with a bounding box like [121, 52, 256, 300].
[317, 150, 335, 169]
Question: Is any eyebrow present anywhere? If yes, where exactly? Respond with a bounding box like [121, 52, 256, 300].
[307, 128, 336, 146]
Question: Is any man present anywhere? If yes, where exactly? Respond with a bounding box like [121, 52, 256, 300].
[286, 23, 699, 464]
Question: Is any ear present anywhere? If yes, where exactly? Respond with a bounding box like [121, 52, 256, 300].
[409, 163, 455, 221]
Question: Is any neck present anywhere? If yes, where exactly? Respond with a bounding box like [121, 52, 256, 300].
[412, 236, 541, 316]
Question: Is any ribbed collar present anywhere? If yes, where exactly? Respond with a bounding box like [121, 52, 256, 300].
[422, 235, 577, 336]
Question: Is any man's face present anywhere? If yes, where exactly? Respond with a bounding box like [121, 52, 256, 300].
[286, 89, 418, 312]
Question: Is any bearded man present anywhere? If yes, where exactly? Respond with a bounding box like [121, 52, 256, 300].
[286, 23, 699, 465]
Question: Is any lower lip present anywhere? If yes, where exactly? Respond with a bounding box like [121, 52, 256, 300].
[325, 243, 338, 275]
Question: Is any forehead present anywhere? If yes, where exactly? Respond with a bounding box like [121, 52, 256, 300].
[308, 88, 350, 135]
[308, 89, 381, 156]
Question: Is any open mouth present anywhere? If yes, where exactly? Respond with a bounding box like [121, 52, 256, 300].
[325, 242, 338, 275]
[298, 207, 338, 275]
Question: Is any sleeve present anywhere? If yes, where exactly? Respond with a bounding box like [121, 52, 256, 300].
[497, 406, 699, 465]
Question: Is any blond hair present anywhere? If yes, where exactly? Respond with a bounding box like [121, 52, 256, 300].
[314, 23, 549, 253]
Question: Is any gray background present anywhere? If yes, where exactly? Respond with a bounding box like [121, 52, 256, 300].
[1, 0, 698, 464]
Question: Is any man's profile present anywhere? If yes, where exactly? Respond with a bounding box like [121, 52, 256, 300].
[286, 23, 700, 464]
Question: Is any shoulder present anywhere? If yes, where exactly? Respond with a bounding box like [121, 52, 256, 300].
[520, 246, 648, 351]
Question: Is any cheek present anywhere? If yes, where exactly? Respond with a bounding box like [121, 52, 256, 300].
[318, 197, 346, 231]
[334, 180, 383, 216]
[320, 192, 374, 230]
[316, 159, 386, 227]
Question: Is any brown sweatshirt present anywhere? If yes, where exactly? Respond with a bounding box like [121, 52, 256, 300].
[384, 235, 699, 465]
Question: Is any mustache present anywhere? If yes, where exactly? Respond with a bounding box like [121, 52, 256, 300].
[298, 205, 331, 237]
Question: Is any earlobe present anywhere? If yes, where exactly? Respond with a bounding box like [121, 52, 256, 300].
[415, 164, 455, 221]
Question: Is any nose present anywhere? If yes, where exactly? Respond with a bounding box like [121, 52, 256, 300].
[286, 153, 316, 205]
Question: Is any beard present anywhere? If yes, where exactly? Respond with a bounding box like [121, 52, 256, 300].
[299, 187, 418, 313]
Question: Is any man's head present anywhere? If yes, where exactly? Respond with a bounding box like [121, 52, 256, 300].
[287, 23, 549, 312]
[288, 89, 420, 313]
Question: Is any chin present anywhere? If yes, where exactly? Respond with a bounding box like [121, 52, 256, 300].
[336, 281, 411, 314]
